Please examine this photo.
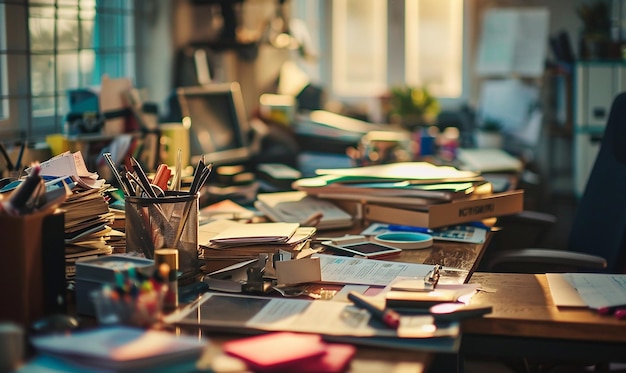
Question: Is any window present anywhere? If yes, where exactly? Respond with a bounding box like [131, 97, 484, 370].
[405, 0, 463, 99]
[331, 0, 388, 96]
[0, 0, 135, 142]
[292, 0, 466, 112]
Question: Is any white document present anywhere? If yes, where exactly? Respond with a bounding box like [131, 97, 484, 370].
[209, 222, 300, 245]
[546, 273, 586, 307]
[275, 254, 434, 287]
[476, 7, 549, 77]
[34, 151, 105, 189]
[562, 273, 626, 309]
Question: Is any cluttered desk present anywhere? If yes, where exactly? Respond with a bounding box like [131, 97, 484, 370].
[2, 138, 626, 373]
[0, 141, 524, 373]
[0, 74, 609, 372]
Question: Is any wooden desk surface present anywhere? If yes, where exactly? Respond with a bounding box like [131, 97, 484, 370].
[465, 272, 626, 343]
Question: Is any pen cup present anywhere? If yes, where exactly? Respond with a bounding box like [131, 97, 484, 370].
[125, 192, 200, 281]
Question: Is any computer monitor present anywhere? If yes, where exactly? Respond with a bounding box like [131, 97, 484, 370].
[176, 82, 251, 167]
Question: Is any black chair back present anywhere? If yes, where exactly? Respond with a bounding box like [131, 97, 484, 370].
[568, 92, 626, 273]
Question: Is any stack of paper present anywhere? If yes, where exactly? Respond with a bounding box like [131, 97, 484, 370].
[292, 162, 492, 209]
[34, 150, 106, 190]
[546, 273, 626, 310]
[62, 184, 116, 272]
[30, 152, 118, 258]
[208, 222, 301, 247]
[34, 151, 119, 278]
[199, 220, 316, 263]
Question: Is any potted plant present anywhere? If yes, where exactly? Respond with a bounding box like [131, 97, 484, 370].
[386, 86, 440, 131]
[475, 118, 504, 149]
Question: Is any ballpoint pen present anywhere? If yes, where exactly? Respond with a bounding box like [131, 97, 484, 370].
[347, 291, 400, 329]
[387, 224, 433, 234]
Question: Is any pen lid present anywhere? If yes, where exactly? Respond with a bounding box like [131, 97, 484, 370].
[154, 248, 179, 270]
[373, 232, 433, 250]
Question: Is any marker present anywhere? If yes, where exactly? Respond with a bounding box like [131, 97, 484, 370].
[614, 308, 626, 320]
[152, 163, 171, 191]
[597, 304, 626, 315]
[347, 291, 400, 329]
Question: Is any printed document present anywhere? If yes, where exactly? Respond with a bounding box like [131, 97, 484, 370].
[547, 273, 626, 309]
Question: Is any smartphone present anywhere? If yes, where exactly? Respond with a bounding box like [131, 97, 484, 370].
[321, 240, 402, 259]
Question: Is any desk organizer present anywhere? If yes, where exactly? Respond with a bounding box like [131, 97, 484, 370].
[0, 211, 65, 327]
[75, 254, 154, 316]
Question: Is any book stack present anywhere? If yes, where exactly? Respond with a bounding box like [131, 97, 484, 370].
[293, 162, 524, 229]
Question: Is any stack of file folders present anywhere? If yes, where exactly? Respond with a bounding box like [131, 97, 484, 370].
[293, 162, 524, 229]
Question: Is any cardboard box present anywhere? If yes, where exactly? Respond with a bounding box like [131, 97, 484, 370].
[0, 210, 66, 326]
[363, 190, 524, 229]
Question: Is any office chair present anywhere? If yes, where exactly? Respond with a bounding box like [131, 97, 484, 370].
[485, 91, 626, 274]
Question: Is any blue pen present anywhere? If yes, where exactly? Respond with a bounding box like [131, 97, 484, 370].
[387, 224, 433, 234]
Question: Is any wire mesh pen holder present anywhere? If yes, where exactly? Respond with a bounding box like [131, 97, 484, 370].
[125, 192, 200, 281]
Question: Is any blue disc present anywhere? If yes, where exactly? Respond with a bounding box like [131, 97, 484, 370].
[374, 232, 434, 250]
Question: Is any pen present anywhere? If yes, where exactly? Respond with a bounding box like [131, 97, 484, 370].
[347, 291, 400, 329]
[103, 152, 130, 196]
[130, 156, 158, 198]
[189, 158, 205, 195]
[387, 224, 433, 234]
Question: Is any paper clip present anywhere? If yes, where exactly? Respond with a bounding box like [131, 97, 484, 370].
[423, 264, 442, 291]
